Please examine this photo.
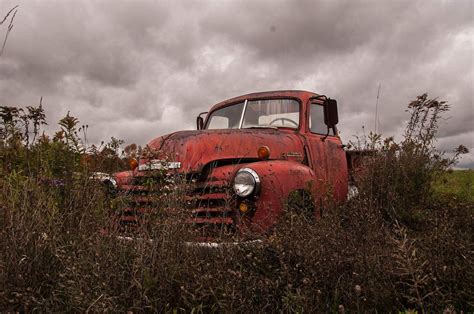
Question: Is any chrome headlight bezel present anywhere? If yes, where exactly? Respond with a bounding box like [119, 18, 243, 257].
[233, 167, 261, 197]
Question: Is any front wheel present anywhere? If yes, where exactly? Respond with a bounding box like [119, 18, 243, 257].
[285, 190, 316, 223]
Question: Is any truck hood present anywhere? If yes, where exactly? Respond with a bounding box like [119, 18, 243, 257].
[142, 129, 306, 173]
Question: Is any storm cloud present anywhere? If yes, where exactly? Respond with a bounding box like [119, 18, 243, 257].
[1, 0, 473, 167]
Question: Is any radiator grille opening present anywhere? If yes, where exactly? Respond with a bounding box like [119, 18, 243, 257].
[112, 176, 237, 238]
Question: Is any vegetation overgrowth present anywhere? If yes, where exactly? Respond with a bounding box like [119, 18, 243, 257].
[0, 94, 472, 312]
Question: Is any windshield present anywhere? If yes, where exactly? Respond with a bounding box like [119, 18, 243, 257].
[206, 99, 300, 130]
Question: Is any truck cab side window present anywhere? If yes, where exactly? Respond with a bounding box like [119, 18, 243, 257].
[309, 103, 329, 134]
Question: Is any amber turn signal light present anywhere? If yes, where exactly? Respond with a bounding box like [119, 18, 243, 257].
[239, 202, 249, 213]
[129, 158, 139, 170]
[257, 146, 270, 160]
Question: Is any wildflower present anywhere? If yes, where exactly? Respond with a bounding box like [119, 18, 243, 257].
[338, 304, 345, 313]
[354, 284, 362, 296]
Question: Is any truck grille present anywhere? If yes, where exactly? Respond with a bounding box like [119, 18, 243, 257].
[114, 176, 237, 238]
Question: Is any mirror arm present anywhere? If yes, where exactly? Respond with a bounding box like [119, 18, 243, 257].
[322, 126, 330, 142]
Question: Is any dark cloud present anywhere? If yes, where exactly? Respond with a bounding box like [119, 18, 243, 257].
[0, 0, 472, 167]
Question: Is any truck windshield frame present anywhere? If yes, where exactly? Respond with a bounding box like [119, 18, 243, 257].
[206, 98, 300, 130]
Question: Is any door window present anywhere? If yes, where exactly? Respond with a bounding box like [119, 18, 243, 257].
[309, 103, 328, 134]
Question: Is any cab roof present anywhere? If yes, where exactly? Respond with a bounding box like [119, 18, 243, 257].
[208, 90, 320, 113]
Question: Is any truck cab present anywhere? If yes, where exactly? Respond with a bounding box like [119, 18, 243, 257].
[111, 90, 348, 237]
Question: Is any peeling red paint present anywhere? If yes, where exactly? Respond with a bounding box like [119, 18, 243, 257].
[111, 90, 351, 237]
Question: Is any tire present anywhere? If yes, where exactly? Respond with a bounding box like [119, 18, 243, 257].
[285, 190, 316, 223]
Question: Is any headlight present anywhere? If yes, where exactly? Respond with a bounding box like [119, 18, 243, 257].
[90, 172, 117, 188]
[233, 168, 260, 197]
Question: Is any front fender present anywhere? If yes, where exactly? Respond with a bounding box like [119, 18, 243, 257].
[238, 160, 318, 233]
[113, 170, 135, 186]
[204, 160, 320, 234]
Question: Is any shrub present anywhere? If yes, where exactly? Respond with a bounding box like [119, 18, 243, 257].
[0, 95, 472, 312]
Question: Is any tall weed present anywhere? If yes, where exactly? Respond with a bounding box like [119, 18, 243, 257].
[0, 95, 472, 312]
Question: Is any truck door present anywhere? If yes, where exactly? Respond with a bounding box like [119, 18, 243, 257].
[302, 100, 329, 203]
[304, 99, 348, 203]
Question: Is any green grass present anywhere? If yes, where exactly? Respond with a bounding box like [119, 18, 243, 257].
[432, 170, 474, 203]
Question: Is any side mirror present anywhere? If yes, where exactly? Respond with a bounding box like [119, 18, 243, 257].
[324, 98, 339, 127]
[196, 112, 207, 130]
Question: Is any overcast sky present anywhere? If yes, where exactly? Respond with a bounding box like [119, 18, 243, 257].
[1, 0, 473, 167]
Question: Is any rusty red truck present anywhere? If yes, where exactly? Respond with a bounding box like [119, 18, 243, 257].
[108, 90, 353, 238]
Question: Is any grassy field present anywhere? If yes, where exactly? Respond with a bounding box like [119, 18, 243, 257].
[1, 95, 473, 312]
[433, 170, 474, 203]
